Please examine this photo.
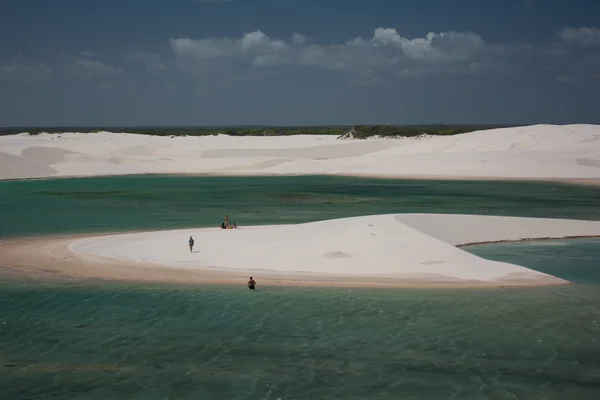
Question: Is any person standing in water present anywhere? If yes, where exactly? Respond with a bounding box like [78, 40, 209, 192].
[247, 277, 256, 290]
[188, 236, 195, 253]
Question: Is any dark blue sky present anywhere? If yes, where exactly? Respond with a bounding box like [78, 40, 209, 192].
[1, 0, 599, 126]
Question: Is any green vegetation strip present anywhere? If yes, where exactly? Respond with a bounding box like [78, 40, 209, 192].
[0, 124, 520, 139]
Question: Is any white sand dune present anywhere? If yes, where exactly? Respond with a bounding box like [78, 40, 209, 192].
[0, 152, 58, 179]
[394, 214, 600, 245]
[69, 214, 600, 287]
[1, 124, 600, 181]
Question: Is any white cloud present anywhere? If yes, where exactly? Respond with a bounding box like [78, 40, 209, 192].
[79, 51, 97, 58]
[557, 27, 600, 46]
[292, 33, 307, 46]
[241, 30, 288, 53]
[74, 59, 124, 78]
[51, 52, 124, 79]
[170, 30, 289, 61]
[10, 25, 600, 89]
[367, 28, 485, 62]
[1, 53, 125, 84]
[0, 56, 52, 82]
[547, 27, 600, 81]
[170, 37, 234, 58]
[126, 51, 166, 72]
[170, 27, 490, 76]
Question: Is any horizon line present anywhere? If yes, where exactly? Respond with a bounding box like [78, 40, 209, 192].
[0, 123, 566, 130]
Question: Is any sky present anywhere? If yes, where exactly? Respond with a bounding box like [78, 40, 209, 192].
[1, 0, 599, 126]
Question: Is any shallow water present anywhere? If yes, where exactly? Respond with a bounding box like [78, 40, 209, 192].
[1, 239, 600, 399]
[2, 275, 600, 398]
[2, 176, 600, 398]
[2, 175, 600, 237]
[466, 238, 600, 285]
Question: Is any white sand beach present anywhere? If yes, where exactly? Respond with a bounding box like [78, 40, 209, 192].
[66, 213, 600, 287]
[2, 213, 597, 288]
[1, 124, 600, 181]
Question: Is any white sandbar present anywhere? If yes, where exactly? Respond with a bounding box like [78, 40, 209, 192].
[68, 214, 600, 287]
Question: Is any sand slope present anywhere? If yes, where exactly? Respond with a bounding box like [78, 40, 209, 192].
[69, 214, 600, 287]
[1, 124, 600, 181]
[394, 214, 600, 245]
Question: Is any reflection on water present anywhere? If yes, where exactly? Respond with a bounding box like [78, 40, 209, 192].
[1, 239, 600, 399]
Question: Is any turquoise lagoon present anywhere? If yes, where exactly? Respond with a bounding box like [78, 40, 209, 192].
[2, 175, 600, 237]
[1, 175, 600, 399]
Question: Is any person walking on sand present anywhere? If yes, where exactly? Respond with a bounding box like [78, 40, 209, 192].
[188, 236, 195, 253]
[247, 277, 256, 290]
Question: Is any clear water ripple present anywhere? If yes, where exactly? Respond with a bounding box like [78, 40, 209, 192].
[1, 177, 600, 398]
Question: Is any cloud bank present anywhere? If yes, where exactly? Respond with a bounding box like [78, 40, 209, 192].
[1, 26, 599, 88]
[157, 26, 596, 86]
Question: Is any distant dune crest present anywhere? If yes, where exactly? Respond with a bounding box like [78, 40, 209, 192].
[1, 124, 599, 181]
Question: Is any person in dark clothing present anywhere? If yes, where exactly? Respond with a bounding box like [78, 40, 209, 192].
[188, 236, 194, 253]
[247, 277, 256, 290]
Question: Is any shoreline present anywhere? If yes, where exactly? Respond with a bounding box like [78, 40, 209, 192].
[2, 171, 600, 187]
[456, 235, 600, 248]
[4, 226, 597, 290]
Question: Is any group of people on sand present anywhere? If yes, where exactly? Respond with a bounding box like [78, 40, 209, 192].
[220, 214, 237, 229]
[187, 215, 256, 290]
[188, 215, 239, 252]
